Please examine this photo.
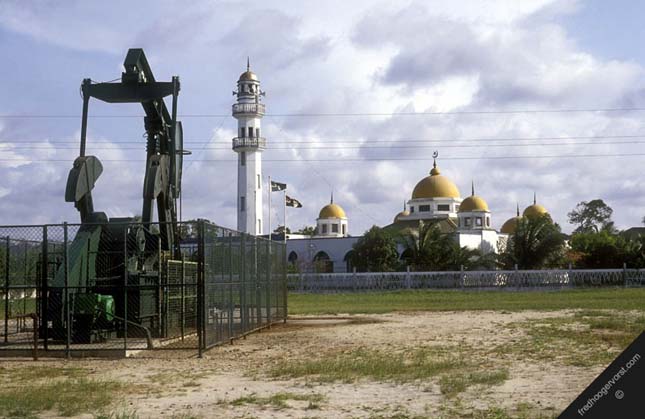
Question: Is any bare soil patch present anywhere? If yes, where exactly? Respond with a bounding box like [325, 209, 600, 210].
[2, 310, 634, 418]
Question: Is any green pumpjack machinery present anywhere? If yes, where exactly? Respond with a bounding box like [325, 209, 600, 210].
[44, 49, 187, 344]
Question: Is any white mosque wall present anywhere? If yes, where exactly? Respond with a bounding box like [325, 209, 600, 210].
[456, 230, 499, 254]
[287, 237, 359, 273]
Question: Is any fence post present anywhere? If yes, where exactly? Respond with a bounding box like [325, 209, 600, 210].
[623, 263, 628, 287]
[460, 265, 464, 289]
[405, 266, 411, 290]
[282, 242, 287, 323]
[197, 220, 205, 358]
[42, 226, 48, 350]
[63, 223, 70, 358]
[266, 239, 272, 327]
[4, 236, 9, 343]
[123, 226, 128, 351]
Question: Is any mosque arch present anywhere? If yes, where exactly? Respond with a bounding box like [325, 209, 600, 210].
[344, 250, 355, 272]
[313, 251, 333, 273]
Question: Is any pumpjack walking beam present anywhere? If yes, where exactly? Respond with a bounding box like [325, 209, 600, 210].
[74, 48, 183, 257]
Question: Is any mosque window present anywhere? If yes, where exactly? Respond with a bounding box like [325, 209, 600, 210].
[437, 204, 450, 211]
[248, 127, 254, 137]
[455, 204, 460, 211]
[486, 217, 490, 227]
[465, 218, 471, 227]
[332, 224, 339, 233]
[419, 205, 430, 212]
[322, 224, 328, 234]
[256, 128, 260, 137]
[476, 217, 482, 226]
[410, 206, 414, 213]
[239, 127, 244, 137]
[257, 174, 261, 189]
[240, 196, 246, 211]
[342, 224, 346, 235]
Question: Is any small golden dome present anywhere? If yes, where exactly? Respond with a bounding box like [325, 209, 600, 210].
[394, 210, 410, 222]
[319, 201, 346, 219]
[459, 184, 488, 212]
[239, 58, 258, 81]
[500, 216, 522, 234]
[412, 162, 460, 199]
[523, 194, 548, 218]
[523, 204, 548, 218]
[239, 70, 258, 82]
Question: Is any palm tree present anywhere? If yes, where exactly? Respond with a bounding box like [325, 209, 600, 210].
[400, 221, 483, 271]
[499, 214, 565, 269]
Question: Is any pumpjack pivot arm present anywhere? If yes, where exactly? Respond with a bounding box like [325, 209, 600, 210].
[70, 48, 182, 257]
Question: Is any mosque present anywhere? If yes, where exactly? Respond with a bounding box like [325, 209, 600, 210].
[229, 63, 550, 273]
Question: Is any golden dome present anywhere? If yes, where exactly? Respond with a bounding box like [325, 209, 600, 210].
[394, 210, 410, 222]
[411, 162, 460, 199]
[239, 58, 258, 81]
[523, 194, 548, 218]
[458, 183, 489, 212]
[319, 197, 346, 219]
[239, 70, 258, 81]
[500, 216, 522, 234]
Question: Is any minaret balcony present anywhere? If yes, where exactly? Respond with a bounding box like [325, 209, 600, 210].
[232, 103, 265, 116]
[232, 136, 266, 151]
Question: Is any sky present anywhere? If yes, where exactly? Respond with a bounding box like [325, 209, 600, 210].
[0, 0, 644, 234]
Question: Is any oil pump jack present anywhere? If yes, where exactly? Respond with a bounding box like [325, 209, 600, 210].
[46, 49, 186, 343]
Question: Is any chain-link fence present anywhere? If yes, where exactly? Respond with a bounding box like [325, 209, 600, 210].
[288, 269, 645, 293]
[0, 221, 286, 357]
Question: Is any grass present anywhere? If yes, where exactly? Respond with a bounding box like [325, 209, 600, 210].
[439, 369, 509, 398]
[270, 346, 465, 383]
[226, 392, 326, 409]
[0, 377, 125, 417]
[288, 288, 645, 315]
[494, 311, 645, 366]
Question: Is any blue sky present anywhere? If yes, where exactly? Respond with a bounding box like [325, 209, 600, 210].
[0, 0, 644, 233]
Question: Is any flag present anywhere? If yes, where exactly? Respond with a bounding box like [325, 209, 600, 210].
[285, 195, 302, 208]
[271, 180, 287, 191]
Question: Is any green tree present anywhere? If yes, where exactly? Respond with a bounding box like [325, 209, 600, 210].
[350, 226, 399, 272]
[294, 226, 316, 236]
[272, 226, 291, 235]
[399, 221, 484, 271]
[567, 199, 614, 234]
[499, 215, 565, 269]
[570, 231, 645, 269]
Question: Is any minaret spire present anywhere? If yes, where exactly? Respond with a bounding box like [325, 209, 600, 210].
[471, 180, 475, 196]
[533, 192, 537, 205]
[247, 56, 250, 72]
[516, 203, 520, 217]
[331, 190, 334, 204]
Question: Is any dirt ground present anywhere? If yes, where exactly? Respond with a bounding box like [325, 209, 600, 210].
[4, 310, 610, 418]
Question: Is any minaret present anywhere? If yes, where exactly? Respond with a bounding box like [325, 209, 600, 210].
[232, 59, 266, 235]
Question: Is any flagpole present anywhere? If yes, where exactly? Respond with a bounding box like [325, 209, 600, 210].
[268, 175, 271, 240]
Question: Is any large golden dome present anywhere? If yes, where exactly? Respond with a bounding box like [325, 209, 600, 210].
[319, 203, 346, 219]
[411, 163, 460, 199]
